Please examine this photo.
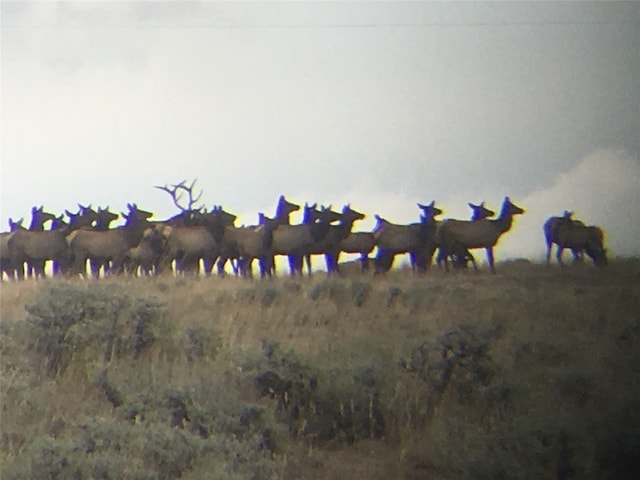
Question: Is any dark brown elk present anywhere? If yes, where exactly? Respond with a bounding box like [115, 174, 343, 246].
[216, 195, 300, 277]
[7, 216, 74, 279]
[373, 201, 443, 274]
[336, 232, 376, 272]
[87, 206, 121, 277]
[437, 196, 525, 274]
[24, 206, 59, 278]
[50, 205, 100, 276]
[158, 206, 237, 276]
[66, 204, 154, 276]
[270, 203, 341, 276]
[217, 214, 282, 278]
[550, 215, 607, 267]
[1, 218, 24, 281]
[544, 211, 586, 264]
[303, 204, 366, 275]
[122, 226, 167, 276]
[435, 201, 496, 269]
[154, 179, 228, 275]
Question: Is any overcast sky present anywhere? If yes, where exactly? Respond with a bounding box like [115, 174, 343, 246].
[1, 1, 639, 262]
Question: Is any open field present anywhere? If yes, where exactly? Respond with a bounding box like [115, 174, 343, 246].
[2, 259, 640, 479]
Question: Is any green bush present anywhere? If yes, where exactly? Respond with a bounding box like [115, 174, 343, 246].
[24, 282, 172, 376]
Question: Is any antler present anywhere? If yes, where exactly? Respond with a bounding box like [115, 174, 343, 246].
[155, 179, 204, 212]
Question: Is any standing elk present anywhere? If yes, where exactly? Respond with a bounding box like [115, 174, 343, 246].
[435, 201, 496, 269]
[548, 214, 607, 268]
[23, 206, 59, 278]
[437, 196, 524, 274]
[336, 231, 377, 272]
[158, 206, 237, 276]
[7, 215, 75, 279]
[53, 205, 101, 275]
[216, 195, 301, 277]
[373, 201, 443, 274]
[1, 218, 24, 281]
[66, 204, 154, 277]
[303, 204, 366, 275]
[270, 203, 341, 276]
[87, 206, 121, 277]
[122, 226, 167, 276]
[154, 179, 234, 275]
[544, 211, 587, 264]
[217, 213, 282, 278]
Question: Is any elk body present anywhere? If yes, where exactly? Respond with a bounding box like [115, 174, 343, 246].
[435, 201, 496, 269]
[550, 216, 607, 267]
[336, 232, 376, 272]
[271, 204, 341, 276]
[217, 215, 282, 278]
[22, 206, 59, 278]
[7, 220, 72, 279]
[303, 205, 365, 275]
[437, 196, 524, 274]
[87, 207, 121, 276]
[1, 218, 24, 281]
[373, 201, 443, 274]
[158, 207, 237, 276]
[544, 211, 586, 264]
[122, 227, 167, 276]
[66, 204, 154, 276]
[217, 195, 300, 277]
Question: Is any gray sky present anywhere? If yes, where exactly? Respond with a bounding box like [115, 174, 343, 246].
[2, 1, 639, 262]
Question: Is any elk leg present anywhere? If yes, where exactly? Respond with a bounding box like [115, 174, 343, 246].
[324, 253, 333, 274]
[305, 254, 312, 276]
[571, 249, 583, 263]
[360, 254, 369, 272]
[486, 247, 496, 274]
[468, 251, 478, 271]
[217, 257, 228, 277]
[556, 246, 565, 267]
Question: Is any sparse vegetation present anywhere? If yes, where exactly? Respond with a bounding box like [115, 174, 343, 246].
[2, 259, 639, 479]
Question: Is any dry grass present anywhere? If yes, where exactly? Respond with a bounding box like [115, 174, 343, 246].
[1, 258, 639, 479]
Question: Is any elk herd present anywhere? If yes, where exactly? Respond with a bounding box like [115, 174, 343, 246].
[0, 182, 608, 281]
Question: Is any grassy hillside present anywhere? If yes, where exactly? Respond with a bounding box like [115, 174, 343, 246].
[2, 260, 640, 479]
